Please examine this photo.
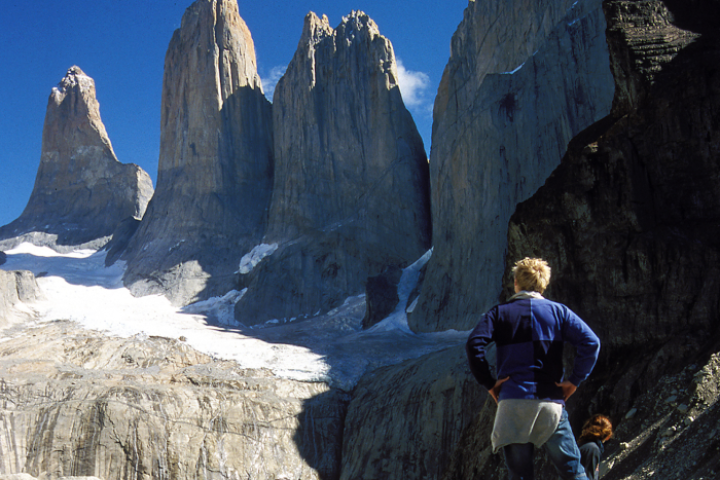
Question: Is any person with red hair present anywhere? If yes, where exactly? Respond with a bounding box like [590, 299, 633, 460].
[578, 414, 613, 479]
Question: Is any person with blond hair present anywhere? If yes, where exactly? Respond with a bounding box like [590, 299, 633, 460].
[578, 414, 613, 480]
[466, 257, 601, 480]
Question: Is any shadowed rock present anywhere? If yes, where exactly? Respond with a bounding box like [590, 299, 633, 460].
[234, 11, 431, 326]
[0, 67, 153, 250]
[363, 265, 403, 329]
[409, 0, 615, 332]
[121, 0, 274, 306]
[340, 345, 487, 480]
[442, 1, 720, 477]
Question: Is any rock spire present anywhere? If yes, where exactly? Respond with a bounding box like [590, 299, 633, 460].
[0, 66, 154, 249]
[121, 0, 274, 305]
[234, 11, 431, 326]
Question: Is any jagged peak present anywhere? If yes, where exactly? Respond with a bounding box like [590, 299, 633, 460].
[51, 65, 96, 104]
[300, 12, 333, 48]
[337, 10, 381, 42]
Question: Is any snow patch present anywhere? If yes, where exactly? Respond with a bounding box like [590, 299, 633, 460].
[501, 62, 526, 75]
[0, 243, 467, 390]
[238, 243, 278, 274]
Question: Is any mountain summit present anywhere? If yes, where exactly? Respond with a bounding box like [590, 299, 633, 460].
[0, 66, 154, 249]
[120, 0, 274, 305]
[233, 11, 431, 325]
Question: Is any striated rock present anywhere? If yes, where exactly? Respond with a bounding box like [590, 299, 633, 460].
[234, 11, 431, 326]
[0, 269, 43, 327]
[340, 345, 487, 480]
[121, 0, 274, 306]
[0, 67, 153, 250]
[409, 0, 615, 332]
[0, 322, 347, 480]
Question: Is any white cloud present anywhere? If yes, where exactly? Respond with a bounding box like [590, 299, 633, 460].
[396, 58, 432, 113]
[261, 65, 287, 101]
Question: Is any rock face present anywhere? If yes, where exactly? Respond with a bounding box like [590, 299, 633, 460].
[409, 0, 615, 332]
[0, 322, 347, 480]
[234, 12, 431, 325]
[121, 0, 274, 306]
[340, 346, 487, 480]
[0, 269, 43, 326]
[0, 67, 153, 250]
[443, 0, 720, 478]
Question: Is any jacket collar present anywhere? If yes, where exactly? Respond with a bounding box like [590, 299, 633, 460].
[508, 290, 545, 302]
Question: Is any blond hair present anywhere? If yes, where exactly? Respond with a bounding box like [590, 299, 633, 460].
[512, 257, 551, 293]
[579, 414, 613, 443]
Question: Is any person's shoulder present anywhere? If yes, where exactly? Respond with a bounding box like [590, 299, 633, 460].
[579, 439, 602, 452]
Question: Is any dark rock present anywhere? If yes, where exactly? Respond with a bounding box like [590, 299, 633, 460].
[363, 265, 403, 329]
[409, 0, 615, 332]
[0, 251, 5, 266]
[104, 217, 141, 267]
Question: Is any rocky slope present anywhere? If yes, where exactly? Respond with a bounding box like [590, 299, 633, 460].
[0, 67, 153, 251]
[0, 321, 347, 480]
[340, 345, 489, 480]
[409, 0, 615, 332]
[121, 0, 274, 306]
[442, 0, 720, 478]
[234, 12, 431, 326]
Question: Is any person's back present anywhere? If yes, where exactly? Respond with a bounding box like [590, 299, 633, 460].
[466, 257, 601, 480]
[491, 296, 599, 403]
[579, 440, 602, 480]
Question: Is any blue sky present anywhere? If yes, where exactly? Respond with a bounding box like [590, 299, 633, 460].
[0, 0, 468, 229]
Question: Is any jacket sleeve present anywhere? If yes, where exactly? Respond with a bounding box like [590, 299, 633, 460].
[562, 307, 601, 386]
[466, 306, 497, 390]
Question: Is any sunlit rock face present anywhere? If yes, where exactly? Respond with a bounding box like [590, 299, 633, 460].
[0, 269, 42, 327]
[234, 12, 431, 326]
[409, 0, 615, 332]
[121, 0, 274, 306]
[443, 0, 720, 478]
[0, 67, 153, 250]
[0, 322, 347, 480]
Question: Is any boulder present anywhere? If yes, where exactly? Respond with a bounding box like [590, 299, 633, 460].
[0, 67, 153, 250]
[409, 0, 615, 332]
[234, 11, 431, 326]
[121, 0, 274, 306]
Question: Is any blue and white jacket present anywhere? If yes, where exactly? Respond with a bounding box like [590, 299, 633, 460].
[466, 292, 600, 404]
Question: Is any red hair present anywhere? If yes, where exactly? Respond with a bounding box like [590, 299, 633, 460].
[579, 414, 613, 442]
